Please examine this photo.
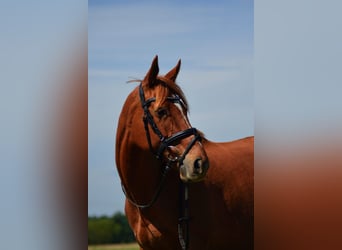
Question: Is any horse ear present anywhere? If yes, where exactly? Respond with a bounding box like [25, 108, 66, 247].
[143, 55, 159, 87]
[165, 59, 181, 82]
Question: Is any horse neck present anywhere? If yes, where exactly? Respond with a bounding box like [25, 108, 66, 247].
[116, 94, 179, 210]
[118, 136, 180, 212]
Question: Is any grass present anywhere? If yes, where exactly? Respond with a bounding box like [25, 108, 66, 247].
[88, 243, 140, 250]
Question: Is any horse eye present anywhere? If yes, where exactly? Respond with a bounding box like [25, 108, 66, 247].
[156, 107, 168, 118]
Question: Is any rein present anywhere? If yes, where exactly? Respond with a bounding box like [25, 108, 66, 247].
[121, 83, 201, 250]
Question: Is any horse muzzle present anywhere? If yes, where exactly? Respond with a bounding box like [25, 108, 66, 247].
[180, 155, 209, 182]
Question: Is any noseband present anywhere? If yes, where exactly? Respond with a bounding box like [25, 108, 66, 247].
[139, 83, 202, 165]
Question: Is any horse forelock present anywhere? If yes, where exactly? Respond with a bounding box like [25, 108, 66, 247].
[128, 76, 189, 112]
[157, 76, 188, 111]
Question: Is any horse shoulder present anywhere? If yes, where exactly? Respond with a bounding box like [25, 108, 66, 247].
[125, 202, 180, 250]
[203, 137, 254, 214]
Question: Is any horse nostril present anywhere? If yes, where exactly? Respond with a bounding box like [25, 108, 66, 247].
[194, 158, 202, 171]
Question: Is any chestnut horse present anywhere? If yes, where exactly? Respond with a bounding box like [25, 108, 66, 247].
[116, 56, 253, 250]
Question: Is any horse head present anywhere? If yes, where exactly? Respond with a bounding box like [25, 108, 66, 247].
[126, 55, 209, 183]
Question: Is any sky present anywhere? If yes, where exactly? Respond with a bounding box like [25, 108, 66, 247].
[88, 0, 253, 215]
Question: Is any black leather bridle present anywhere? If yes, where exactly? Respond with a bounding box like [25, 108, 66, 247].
[139, 83, 202, 165]
[122, 83, 201, 250]
[121, 83, 202, 208]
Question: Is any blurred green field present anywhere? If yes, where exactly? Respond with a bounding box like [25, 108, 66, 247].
[88, 243, 139, 250]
